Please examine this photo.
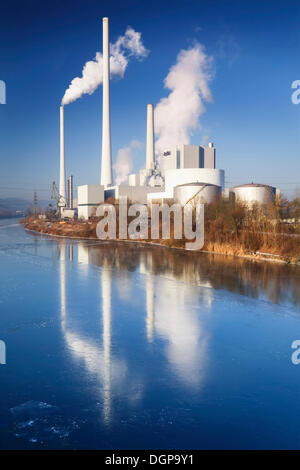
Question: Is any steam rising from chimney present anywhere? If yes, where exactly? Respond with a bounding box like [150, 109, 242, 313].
[114, 140, 142, 185]
[62, 27, 148, 105]
[155, 43, 213, 156]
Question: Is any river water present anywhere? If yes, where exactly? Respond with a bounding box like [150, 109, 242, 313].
[0, 218, 300, 449]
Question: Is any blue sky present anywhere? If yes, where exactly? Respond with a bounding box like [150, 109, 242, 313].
[0, 0, 299, 201]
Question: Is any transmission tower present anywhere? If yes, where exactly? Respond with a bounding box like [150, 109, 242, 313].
[33, 191, 38, 218]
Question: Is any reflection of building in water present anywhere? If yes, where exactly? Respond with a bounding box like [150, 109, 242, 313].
[154, 278, 211, 386]
[77, 243, 91, 279]
[76, 243, 213, 388]
[139, 249, 212, 385]
[59, 245, 127, 425]
[59, 241, 300, 404]
[146, 276, 155, 343]
[78, 243, 133, 302]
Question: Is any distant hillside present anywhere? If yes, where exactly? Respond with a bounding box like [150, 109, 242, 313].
[0, 198, 52, 218]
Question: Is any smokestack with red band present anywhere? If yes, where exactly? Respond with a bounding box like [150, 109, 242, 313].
[101, 17, 113, 186]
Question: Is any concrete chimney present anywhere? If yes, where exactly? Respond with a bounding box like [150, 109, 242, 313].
[100, 17, 113, 187]
[146, 104, 155, 170]
[59, 105, 66, 206]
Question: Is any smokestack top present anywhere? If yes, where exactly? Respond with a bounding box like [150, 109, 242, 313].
[103, 17, 109, 22]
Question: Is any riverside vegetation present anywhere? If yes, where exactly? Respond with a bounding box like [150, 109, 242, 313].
[23, 194, 300, 264]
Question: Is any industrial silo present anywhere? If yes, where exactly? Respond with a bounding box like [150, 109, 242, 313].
[174, 182, 221, 207]
[231, 183, 276, 205]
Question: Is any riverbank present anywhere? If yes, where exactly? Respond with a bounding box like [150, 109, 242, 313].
[22, 217, 300, 265]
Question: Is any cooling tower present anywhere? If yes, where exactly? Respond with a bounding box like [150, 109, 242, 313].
[100, 17, 113, 187]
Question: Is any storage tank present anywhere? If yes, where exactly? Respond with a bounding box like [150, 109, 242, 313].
[165, 168, 225, 192]
[231, 183, 276, 205]
[174, 182, 221, 206]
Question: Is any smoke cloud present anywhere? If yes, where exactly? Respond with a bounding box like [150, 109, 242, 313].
[154, 44, 213, 156]
[114, 140, 142, 185]
[62, 27, 148, 105]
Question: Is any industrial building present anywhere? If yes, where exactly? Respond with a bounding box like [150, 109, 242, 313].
[146, 142, 224, 204]
[57, 16, 278, 219]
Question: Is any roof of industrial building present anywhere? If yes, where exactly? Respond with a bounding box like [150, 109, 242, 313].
[175, 182, 220, 188]
[232, 183, 275, 189]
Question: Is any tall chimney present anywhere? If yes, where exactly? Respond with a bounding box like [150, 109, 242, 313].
[59, 105, 66, 206]
[100, 17, 113, 187]
[146, 103, 155, 170]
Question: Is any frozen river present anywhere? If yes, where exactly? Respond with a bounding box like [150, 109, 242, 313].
[0, 218, 300, 449]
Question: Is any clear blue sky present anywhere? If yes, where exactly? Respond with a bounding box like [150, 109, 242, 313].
[0, 0, 299, 201]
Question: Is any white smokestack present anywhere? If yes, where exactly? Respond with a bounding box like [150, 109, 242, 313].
[101, 17, 113, 187]
[146, 103, 155, 170]
[59, 105, 66, 206]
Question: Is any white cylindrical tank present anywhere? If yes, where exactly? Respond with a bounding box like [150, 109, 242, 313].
[174, 183, 221, 206]
[100, 17, 113, 187]
[231, 183, 276, 205]
[165, 168, 225, 192]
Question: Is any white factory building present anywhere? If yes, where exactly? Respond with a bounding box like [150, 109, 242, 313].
[58, 17, 277, 220]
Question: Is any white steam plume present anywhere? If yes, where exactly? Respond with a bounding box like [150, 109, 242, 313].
[62, 27, 148, 105]
[114, 140, 142, 185]
[154, 44, 213, 156]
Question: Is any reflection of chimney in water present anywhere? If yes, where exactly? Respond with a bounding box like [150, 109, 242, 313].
[139, 253, 155, 343]
[59, 244, 67, 331]
[68, 244, 73, 261]
[146, 275, 155, 342]
[101, 267, 112, 424]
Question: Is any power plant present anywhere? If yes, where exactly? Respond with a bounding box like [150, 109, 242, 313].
[57, 17, 278, 220]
